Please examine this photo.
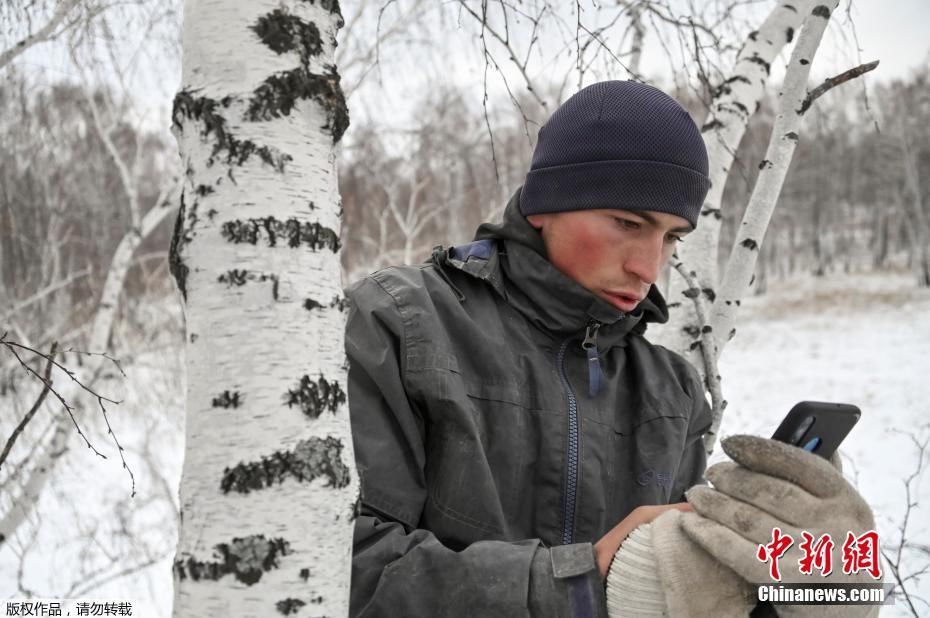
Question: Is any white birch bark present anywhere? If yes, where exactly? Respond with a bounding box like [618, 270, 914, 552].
[654, 0, 818, 359]
[702, 0, 841, 452]
[170, 1, 357, 616]
[710, 1, 839, 357]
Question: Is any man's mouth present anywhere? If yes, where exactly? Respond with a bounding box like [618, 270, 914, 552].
[603, 290, 642, 311]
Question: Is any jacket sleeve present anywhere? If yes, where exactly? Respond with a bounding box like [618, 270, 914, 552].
[669, 363, 714, 503]
[345, 274, 606, 618]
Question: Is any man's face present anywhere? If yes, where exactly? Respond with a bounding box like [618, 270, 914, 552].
[526, 208, 692, 313]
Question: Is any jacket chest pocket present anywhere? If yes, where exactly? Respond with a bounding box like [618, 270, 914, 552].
[419, 371, 557, 541]
[608, 404, 691, 513]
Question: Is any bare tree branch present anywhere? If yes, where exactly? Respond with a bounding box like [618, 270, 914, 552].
[0, 343, 58, 470]
[799, 60, 879, 114]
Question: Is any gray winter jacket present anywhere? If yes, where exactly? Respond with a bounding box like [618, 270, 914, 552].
[345, 189, 712, 617]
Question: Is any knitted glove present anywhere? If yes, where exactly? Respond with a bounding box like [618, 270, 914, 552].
[683, 435, 883, 618]
[605, 511, 756, 617]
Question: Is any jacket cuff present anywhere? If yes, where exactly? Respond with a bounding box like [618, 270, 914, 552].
[528, 542, 607, 618]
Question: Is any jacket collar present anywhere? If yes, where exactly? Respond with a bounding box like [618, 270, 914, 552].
[443, 187, 669, 345]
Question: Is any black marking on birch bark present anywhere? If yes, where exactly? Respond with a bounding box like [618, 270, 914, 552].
[330, 295, 348, 312]
[812, 5, 831, 18]
[786, 27, 795, 43]
[190, 333, 198, 343]
[784, 131, 799, 141]
[783, 3, 797, 12]
[276, 599, 306, 615]
[252, 10, 322, 56]
[309, 595, 323, 604]
[212, 390, 242, 409]
[755, 101, 761, 113]
[218, 270, 281, 300]
[220, 217, 341, 252]
[689, 340, 702, 351]
[303, 0, 343, 17]
[800, 58, 810, 65]
[702, 207, 722, 220]
[304, 298, 324, 310]
[759, 159, 773, 170]
[173, 90, 292, 172]
[219, 269, 249, 286]
[667, 302, 682, 309]
[701, 325, 713, 334]
[702, 288, 716, 302]
[736, 300, 741, 306]
[701, 118, 724, 132]
[247, 66, 350, 143]
[168, 191, 193, 301]
[712, 75, 752, 98]
[746, 56, 771, 75]
[748, 30, 758, 41]
[729, 328, 737, 340]
[173, 536, 290, 585]
[308, 201, 318, 210]
[725, 300, 732, 306]
[741, 238, 759, 251]
[195, 184, 215, 196]
[299, 568, 311, 582]
[207, 208, 218, 221]
[682, 287, 701, 299]
[220, 435, 351, 492]
[286, 374, 346, 418]
[683, 325, 701, 338]
[749, 274, 756, 285]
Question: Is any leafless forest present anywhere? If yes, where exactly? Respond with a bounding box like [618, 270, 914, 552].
[1, 0, 928, 612]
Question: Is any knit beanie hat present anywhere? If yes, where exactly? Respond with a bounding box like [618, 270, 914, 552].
[519, 80, 710, 228]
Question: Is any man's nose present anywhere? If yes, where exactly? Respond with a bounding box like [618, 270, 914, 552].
[623, 236, 666, 285]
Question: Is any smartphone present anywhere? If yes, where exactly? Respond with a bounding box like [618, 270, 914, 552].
[771, 401, 860, 460]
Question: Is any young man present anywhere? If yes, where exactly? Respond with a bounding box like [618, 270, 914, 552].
[345, 81, 878, 617]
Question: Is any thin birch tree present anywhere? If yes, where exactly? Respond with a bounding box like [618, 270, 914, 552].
[169, 0, 357, 615]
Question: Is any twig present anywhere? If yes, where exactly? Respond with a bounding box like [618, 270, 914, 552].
[0, 343, 58, 471]
[799, 60, 879, 114]
[0, 333, 134, 496]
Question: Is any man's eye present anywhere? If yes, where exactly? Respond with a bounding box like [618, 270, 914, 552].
[615, 218, 640, 230]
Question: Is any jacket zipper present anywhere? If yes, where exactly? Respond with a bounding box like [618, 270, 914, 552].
[582, 320, 603, 398]
[556, 337, 579, 545]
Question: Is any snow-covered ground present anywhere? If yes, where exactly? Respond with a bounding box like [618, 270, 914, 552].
[717, 270, 930, 616]
[2, 270, 928, 616]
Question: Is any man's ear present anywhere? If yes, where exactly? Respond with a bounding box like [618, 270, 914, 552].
[526, 213, 545, 230]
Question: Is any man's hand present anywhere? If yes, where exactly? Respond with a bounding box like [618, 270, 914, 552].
[594, 502, 692, 578]
[683, 435, 881, 618]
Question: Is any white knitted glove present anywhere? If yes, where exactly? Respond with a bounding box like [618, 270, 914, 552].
[605, 511, 756, 618]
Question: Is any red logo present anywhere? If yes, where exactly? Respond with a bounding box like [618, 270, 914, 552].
[798, 532, 835, 576]
[756, 527, 794, 581]
[756, 529, 882, 580]
[841, 530, 883, 580]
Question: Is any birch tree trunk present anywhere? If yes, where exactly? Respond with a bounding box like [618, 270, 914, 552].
[169, 1, 357, 616]
[654, 0, 817, 358]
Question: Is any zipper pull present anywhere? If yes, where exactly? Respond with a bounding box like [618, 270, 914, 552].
[582, 321, 603, 398]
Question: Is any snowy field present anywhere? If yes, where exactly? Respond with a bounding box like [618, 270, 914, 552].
[715, 270, 930, 616]
[2, 270, 928, 616]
